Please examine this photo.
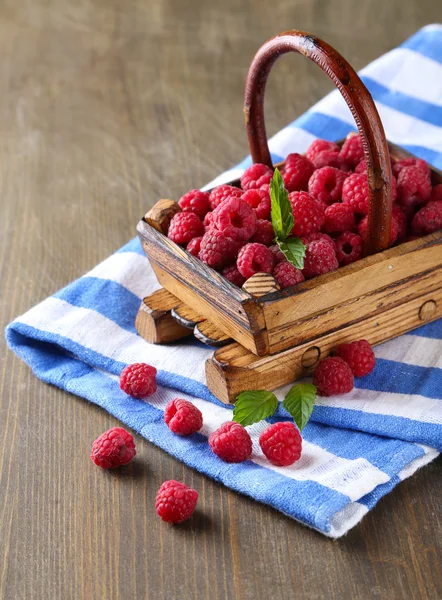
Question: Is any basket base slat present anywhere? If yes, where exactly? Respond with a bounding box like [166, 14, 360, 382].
[135, 290, 191, 344]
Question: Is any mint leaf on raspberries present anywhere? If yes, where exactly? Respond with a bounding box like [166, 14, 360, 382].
[270, 168, 294, 239]
[283, 383, 316, 431]
[277, 238, 307, 270]
[233, 390, 278, 427]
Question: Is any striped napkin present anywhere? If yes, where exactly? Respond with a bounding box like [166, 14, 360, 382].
[6, 25, 442, 537]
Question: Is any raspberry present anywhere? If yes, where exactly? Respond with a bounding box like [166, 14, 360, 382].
[334, 231, 362, 266]
[311, 149, 345, 170]
[90, 427, 136, 469]
[155, 480, 198, 523]
[240, 163, 273, 191]
[199, 229, 239, 270]
[335, 339, 376, 377]
[342, 173, 369, 215]
[308, 167, 348, 205]
[241, 188, 271, 220]
[306, 139, 340, 162]
[251, 219, 274, 246]
[209, 185, 243, 210]
[397, 166, 431, 210]
[187, 236, 202, 257]
[288, 191, 325, 237]
[259, 422, 302, 466]
[354, 163, 398, 202]
[273, 261, 305, 289]
[208, 421, 252, 463]
[237, 243, 274, 279]
[120, 363, 157, 398]
[411, 201, 442, 236]
[392, 204, 408, 242]
[323, 203, 355, 234]
[392, 157, 430, 179]
[302, 238, 339, 279]
[204, 211, 215, 230]
[178, 189, 211, 218]
[282, 153, 315, 192]
[355, 159, 366, 174]
[269, 244, 286, 264]
[213, 197, 257, 242]
[431, 184, 442, 202]
[222, 264, 246, 287]
[168, 212, 204, 246]
[358, 214, 399, 246]
[164, 398, 203, 436]
[313, 356, 354, 396]
[339, 133, 364, 167]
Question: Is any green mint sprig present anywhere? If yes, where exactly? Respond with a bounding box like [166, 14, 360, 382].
[269, 168, 306, 270]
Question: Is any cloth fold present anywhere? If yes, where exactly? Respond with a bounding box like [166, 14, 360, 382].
[6, 25, 442, 537]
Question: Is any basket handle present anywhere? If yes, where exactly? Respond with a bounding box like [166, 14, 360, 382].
[244, 31, 393, 255]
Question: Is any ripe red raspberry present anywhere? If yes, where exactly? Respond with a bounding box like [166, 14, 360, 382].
[168, 212, 204, 246]
[334, 231, 362, 266]
[411, 201, 442, 236]
[342, 173, 369, 215]
[392, 157, 430, 179]
[306, 139, 340, 162]
[313, 356, 354, 396]
[335, 339, 376, 377]
[269, 244, 286, 264]
[431, 184, 442, 202]
[358, 214, 399, 246]
[288, 191, 325, 237]
[312, 149, 345, 170]
[356, 155, 396, 176]
[204, 211, 215, 230]
[397, 166, 432, 210]
[302, 238, 339, 279]
[240, 163, 273, 191]
[187, 236, 202, 257]
[199, 229, 239, 270]
[241, 188, 271, 220]
[339, 133, 364, 167]
[208, 421, 252, 463]
[213, 197, 257, 242]
[90, 427, 136, 469]
[392, 204, 408, 242]
[237, 243, 274, 279]
[259, 422, 302, 467]
[164, 398, 203, 436]
[273, 261, 305, 289]
[323, 203, 355, 234]
[282, 153, 315, 192]
[308, 167, 348, 205]
[222, 264, 246, 287]
[178, 189, 211, 218]
[155, 480, 198, 523]
[209, 185, 243, 210]
[120, 363, 157, 398]
[301, 232, 335, 247]
[251, 219, 274, 246]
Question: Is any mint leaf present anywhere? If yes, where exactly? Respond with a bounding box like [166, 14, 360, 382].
[233, 390, 278, 427]
[277, 237, 307, 270]
[270, 168, 294, 240]
[283, 383, 316, 430]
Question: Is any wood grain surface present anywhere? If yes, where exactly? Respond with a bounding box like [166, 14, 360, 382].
[0, 1, 441, 599]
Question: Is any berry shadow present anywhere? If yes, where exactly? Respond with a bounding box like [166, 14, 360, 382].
[106, 457, 147, 480]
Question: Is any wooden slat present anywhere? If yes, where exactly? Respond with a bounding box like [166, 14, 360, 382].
[206, 287, 442, 403]
[135, 289, 191, 344]
[144, 199, 181, 234]
[242, 273, 279, 297]
[194, 321, 232, 346]
[171, 303, 206, 329]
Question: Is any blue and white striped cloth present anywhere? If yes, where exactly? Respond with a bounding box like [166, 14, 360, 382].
[6, 25, 442, 537]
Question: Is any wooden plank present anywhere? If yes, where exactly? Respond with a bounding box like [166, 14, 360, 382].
[171, 303, 206, 328]
[242, 272, 279, 297]
[144, 199, 181, 234]
[135, 289, 191, 344]
[206, 286, 442, 403]
[194, 321, 232, 346]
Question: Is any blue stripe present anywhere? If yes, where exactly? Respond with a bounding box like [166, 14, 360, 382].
[357, 475, 401, 509]
[401, 27, 442, 65]
[292, 112, 354, 142]
[410, 319, 442, 340]
[115, 237, 144, 255]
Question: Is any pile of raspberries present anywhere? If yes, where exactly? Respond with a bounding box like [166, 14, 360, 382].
[166, 133, 442, 289]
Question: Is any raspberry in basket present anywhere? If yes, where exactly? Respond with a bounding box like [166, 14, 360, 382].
[120, 363, 157, 398]
[269, 244, 286, 264]
[282, 153, 315, 192]
[392, 157, 430, 179]
[431, 184, 442, 202]
[164, 398, 203, 436]
[178, 189, 211, 218]
[288, 191, 325, 237]
[335, 339, 376, 377]
[342, 173, 369, 215]
[358, 214, 399, 246]
[274, 261, 305, 289]
[213, 197, 257, 242]
[259, 422, 302, 467]
[187, 236, 202, 257]
[199, 229, 237, 270]
[241, 188, 271, 220]
[306, 139, 340, 163]
[397, 166, 432, 210]
[155, 480, 198, 523]
[334, 231, 362, 266]
[208, 421, 252, 463]
[323, 203, 355, 234]
[412, 201, 442, 236]
[302, 238, 339, 279]
[168, 212, 204, 246]
[392, 204, 408, 242]
[237, 243, 274, 279]
[313, 357, 354, 396]
[338, 133, 364, 167]
[240, 163, 273, 191]
[209, 184, 243, 210]
[90, 427, 136, 469]
[204, 211, 215, 230]
[308, 166, 348, 205]
[251, 219, 275, 246]
[222, 264, 246, 287]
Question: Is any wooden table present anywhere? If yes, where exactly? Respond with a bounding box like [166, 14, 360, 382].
[1, 2, 441, 598]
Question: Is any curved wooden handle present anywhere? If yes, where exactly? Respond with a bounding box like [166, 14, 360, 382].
[244, 31, 393, 255]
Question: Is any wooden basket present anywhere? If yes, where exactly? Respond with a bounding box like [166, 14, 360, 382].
[136, 31, 442, 403]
